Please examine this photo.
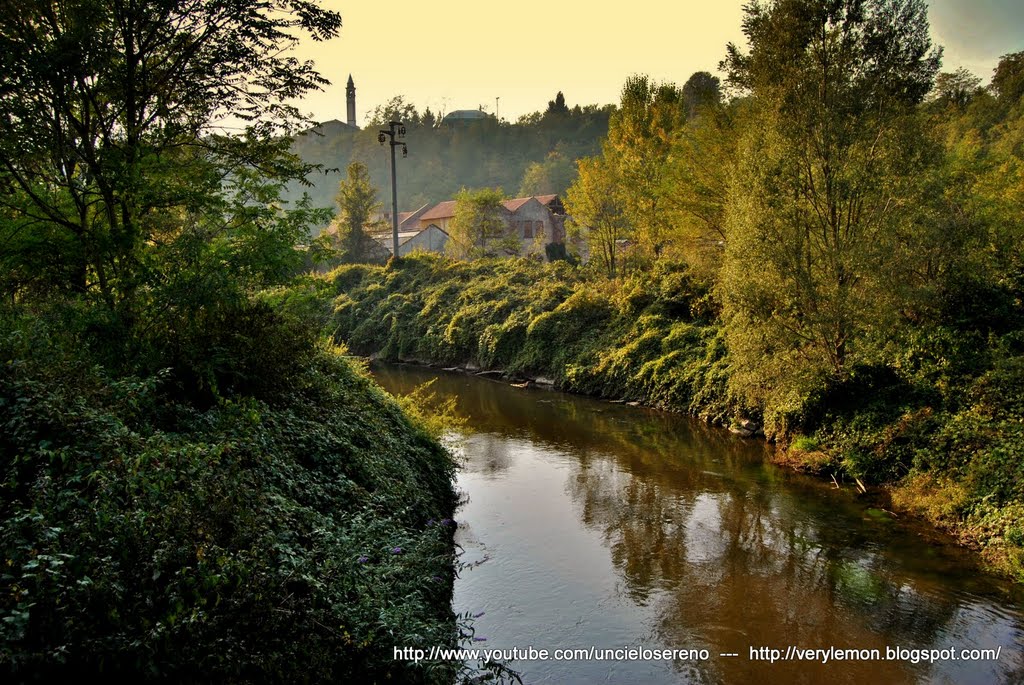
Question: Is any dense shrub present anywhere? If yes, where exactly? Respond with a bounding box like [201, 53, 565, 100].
[326, 254, 732, 422]
[0, 307, 460, 682]
[322, 252, 1024, 580]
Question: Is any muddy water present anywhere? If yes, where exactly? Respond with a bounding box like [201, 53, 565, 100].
[372, 364, 1024, 684]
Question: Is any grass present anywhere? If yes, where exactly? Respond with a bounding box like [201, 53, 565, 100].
[314, 252, 1024, 582]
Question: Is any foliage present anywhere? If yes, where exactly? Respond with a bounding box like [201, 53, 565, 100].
[367, 95, 422, 127]
[991, 51, 1024, 105]
[325, 253, 732, 423]
[445, 188, 518, 259]
[0, 0, 479, 677]
[332, 161, 384, 263]
[681, 71, 722, 118]
[565, 157, 628, 277]
[0, 0, 341, 309]
[930, 68, 984, 109]
[718, 0, 943, 414]
[0, 306, 463, 681]
[601, 75, 687, 259]
[517, 148, 576, 197]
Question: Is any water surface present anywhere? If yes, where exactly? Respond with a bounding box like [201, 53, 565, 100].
[372, 364, 1024, 684]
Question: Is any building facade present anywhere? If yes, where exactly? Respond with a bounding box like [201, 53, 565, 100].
[415, 194, 566, 256]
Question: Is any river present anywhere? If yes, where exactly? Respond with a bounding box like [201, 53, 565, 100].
[371, 364, 1024, 685]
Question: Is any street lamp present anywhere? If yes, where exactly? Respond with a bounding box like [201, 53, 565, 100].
[378, 121, 407, 258]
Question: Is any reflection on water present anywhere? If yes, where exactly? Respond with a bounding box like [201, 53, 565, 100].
[372, 364, 1024, 685]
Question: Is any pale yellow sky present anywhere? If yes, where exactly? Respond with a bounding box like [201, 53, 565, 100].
[292, 0, 1024, 126]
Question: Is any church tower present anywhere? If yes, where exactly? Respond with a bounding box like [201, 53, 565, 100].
[346, 74, 356, 128]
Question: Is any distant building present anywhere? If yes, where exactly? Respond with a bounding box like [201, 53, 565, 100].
[417, 200, 460, 233]
[293, 74, 359, 143]
[416, 194, 567, 257]
[346, 75, 357, 128]
[369, 225, 450, 257]
[372, 203, 450, 256]
[440, 109, 493, 126]
[503, 195, 567, 249]
[324, 194, 568, 261]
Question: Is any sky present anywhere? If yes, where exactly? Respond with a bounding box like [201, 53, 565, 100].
[291, 0, 1024, 126]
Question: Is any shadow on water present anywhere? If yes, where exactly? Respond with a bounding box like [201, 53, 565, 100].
[372, 363, 1024, 685]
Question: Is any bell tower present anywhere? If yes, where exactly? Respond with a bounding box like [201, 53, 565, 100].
[346, 74, 356, 128]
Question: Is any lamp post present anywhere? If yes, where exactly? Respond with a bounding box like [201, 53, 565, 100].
[378, 121, 407, 257]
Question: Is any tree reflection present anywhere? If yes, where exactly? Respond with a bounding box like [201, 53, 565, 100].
[374, 364, 1024, 685]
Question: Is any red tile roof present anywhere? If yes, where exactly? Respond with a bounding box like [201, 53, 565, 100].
[502, 197, 533, 212]
[418, 200, 458, 221]
[503, 195, 558, 212]
[420, 195, 559, 221]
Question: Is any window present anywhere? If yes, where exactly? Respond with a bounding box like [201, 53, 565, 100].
[523, 220, 533, 238]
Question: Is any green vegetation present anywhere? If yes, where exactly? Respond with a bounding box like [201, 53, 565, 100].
[1, 305, 460, 681]
[331, 161, 387, 264]
[0, 1, 469, 680]
[321, 0, 1024, 581]
[446, 188, 520, 259]
[287, 95, 613, 232]
[322, 255, 732, 427]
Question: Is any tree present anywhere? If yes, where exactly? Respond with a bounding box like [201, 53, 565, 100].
[445, 188, 515, 258]
[601, 75, 686, 261]
[517, 149, 576, 196]
[991, 51, 1024, 105]
[659, 98, 745, 281]
[366, 95, 420, 127]
[333, 162, 382, 263]
[565, 157, 628, 277]
[681, 71, 722, 118]
[718, 0, 942, 416]
[931, 68, 983, 109]
[546, 91, 570, 116]
[0, 0, 341, 309]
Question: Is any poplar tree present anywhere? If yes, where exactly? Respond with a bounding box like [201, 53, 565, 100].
[717, 0, 942, 417]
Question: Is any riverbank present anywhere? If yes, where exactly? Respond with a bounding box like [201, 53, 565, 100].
[300, 253, 1024, 582]
[0, 302, 461, 682]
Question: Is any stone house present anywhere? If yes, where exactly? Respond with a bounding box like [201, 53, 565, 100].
[415, 194, 566, 256]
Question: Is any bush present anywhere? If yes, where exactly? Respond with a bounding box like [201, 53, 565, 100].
[0, 307, 460, 682]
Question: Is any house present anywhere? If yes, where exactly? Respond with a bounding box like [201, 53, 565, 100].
[380, 202, 432, 233]
[502, 195, 567, 248]
[369, 224, 449, 257]
[417, 200, 460, 233]
[416, 194, 567, 256]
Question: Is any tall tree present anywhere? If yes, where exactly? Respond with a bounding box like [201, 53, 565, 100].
[333, 161, 382, 263]
[718, 0, 942, 414]
[681, 71, 722, 118]
[565, 157, 628, 277]
[0, 0, 341, 308]
[518, 149, 576, 197]
[602, 75, 686, 261]
[546, 91, 570, 116]
[991, 51, 1024, 105]
[366, 95, 420, 127]
[445, 187, 515, 258]
[659, 98, 745, 281]
[930, 68, 983, 109]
